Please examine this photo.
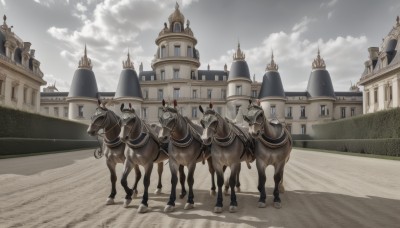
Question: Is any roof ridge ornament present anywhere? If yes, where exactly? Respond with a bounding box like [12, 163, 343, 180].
[266, 50, 279, 71]
[78, 44, 93, 69]
[233, 42, 246, 61]
[168, 1, 185, 25]
[122, 49, 134, 69]
[312, 47, 326, 70]
[1, 14, 8, 30]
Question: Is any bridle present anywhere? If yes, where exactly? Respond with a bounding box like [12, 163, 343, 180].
[90, 108, 121, 137]
[245, 106, 266, 130]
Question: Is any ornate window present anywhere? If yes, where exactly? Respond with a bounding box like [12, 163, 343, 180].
[300, 106, 306, 118]
[341, 107, 346, 118]
[235, 85, 242, 95]
[160, 46, 166, 58]
[350, 107, 355, 117]
[301, 124, 306, 135]
[207, 89, 212, 99]
[270, 105, 276, 117]
[54, 107, 59, 117]
[160, 70, 165, 80]
[192, 107, 197, 118]
[173, 69, 179, 79]
[173, 22, 181, 32]
[173, 88, 180, 99]
[174, 45, 180, 56]
[187, 46, 192, 57]
[157, 89, 163, 100]
[78, 105, 84, 117]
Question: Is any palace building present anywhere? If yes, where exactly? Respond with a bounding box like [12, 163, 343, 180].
[358, 16, 400, 113]
[0, 15, 46, 113]
[39, 3, 363, 136]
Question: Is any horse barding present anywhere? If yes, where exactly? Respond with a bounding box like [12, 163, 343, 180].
[243, 100, 292, 209]
[86, 99, 142, 205]
[158, 99, 216, 213]
[199, 103, 255, 213]
[118, 103, 171, 213]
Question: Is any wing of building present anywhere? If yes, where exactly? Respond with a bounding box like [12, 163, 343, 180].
[358, 16, 400, 114]
[0, 15, 46, 113]
[39, 3, 363, 136]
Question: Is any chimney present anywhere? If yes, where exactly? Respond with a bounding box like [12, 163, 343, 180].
[207, 64, 210, 70]
[30, 49, 35, 58]
[368, 47, 379, 61]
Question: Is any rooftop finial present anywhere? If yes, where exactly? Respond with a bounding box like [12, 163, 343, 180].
[312, 47, 326, 70]
[175, 1, 179, 10]
[78, 44, 92, 69]
[3, 15, 6, 23]
[1, 14, 8, 29]
[233, 42, 245, 61]
[266, 50, 279, 71]
[122, 49, 134, 69]
[397, 15, 399, 25]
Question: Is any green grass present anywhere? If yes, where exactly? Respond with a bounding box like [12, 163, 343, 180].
[294, 147, 400, 161]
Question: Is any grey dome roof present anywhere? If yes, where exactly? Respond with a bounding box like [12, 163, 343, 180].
[68, 68, 99, 98]
[114, 68, 143, 99]
[228, 60, 251, 81]
[306, 69, 335, 98]
[258, 71, 285, 99]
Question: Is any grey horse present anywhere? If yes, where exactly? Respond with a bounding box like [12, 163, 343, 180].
[158, 99, 216, 213]
[199, 103, 255, 213]
[243, 100, 292, 209]
[87, 100, 141, 205]
[119, 103, 171, 213]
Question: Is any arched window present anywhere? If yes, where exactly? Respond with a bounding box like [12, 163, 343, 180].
[160, 45, 166, 58]
[173, 22, 181, 32]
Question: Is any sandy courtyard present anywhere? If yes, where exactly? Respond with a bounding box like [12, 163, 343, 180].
[0, 148, 399, 228]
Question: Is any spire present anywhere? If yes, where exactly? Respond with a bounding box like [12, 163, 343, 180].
[139, 62, 143, 73]
[266, 50, 279, 71]
[397, 15, 399, 25]
[224, 63, 227, 72]
[122, 50, 134, 69]
[207, 64, 210, 70]
[312, 47, 326, 70]
[233, 42, 245, 61]
[175, 1, 179, 10]
[78, 44, 93, 69]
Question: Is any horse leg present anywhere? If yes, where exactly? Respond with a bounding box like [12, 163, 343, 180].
[184, 163, 196, 210]
[138, 163, 153, 213]
[279, 173, 285, 193]
[131, 164, 141, 198]
[106, 161, 117, 205]
[235, 163, 241, 193]
[154, 162, 163, 194]
[228, 163, 240, 213]
[256, 159, 267, 208]
[164, 159, 178, 213]
[121, 161, 134, 208]
[223, 165, 229, 195]
[207, 157, 216, 196]
[273, 165, 284, 209]
[214, 165, 224, 213]
[179, 165, 187, 199]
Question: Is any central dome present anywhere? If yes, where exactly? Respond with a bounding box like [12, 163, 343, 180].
[168, 2, 185, 26]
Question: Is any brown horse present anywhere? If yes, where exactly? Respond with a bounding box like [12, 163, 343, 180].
[243, 100, 292, 208]
[199, 103, 254, 213]
[158, 100, 216, 212]
[87, 100, 141, 205]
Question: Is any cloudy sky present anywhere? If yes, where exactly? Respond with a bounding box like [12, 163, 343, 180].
[1, 0, 400, 92]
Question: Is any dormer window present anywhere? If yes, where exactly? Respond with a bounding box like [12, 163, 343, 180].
[173, 22, 181, 32]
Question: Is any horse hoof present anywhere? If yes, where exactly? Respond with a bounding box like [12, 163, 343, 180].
[133, 189, 138, 198]
[106, 198, 114, 205]
[214, 207, 223, 213]
[236, 187, 241, 193]
[184, 203, 194, 210]
[154, 188, 162, 195]
[123, 199, 132, 208]
[258, 202, 266, 208]
[210, 190, 216, 196]
[229, 206, 238, 213]
[138, 204, 149, 213]
[273, 202, 282, 209]
[164, 205, 175, 213]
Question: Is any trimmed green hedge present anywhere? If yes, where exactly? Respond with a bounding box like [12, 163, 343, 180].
[0, 138, 98, 156]
[0, 106, 97, 155]
[0, 106, 92, 139]
[312, 108, 400, 139]
[294, 139, 400, 156]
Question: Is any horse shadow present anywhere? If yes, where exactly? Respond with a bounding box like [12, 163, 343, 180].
[143, 188, 400, 227]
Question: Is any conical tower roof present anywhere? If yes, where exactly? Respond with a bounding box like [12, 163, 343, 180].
[114, 51, 143, 99]
[68, 45, 99, 98]
[258, 51, 285, 98]
[306, 48, 335, 98]
[228, 42, 251, 81]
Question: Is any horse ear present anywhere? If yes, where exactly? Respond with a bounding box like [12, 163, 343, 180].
[120, 103, 124, 111]
[173, 99, 177, 108]
[248, 99, 252, 105]
[199, 105, 204, 113]
[162, 99, 165, 107]
[209, 102, 213, 109]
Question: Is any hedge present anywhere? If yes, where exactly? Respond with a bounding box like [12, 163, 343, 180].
[312, 108, 400, 139]
[293, 138, 400, 156]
